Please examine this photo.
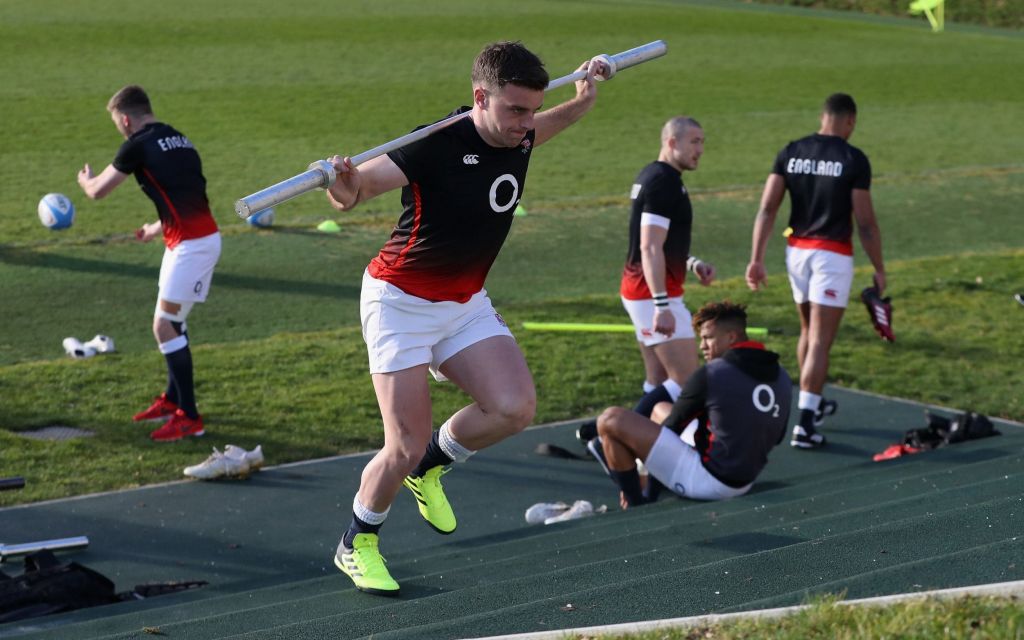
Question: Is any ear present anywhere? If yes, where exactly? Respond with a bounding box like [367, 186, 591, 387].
[473, 86, 488, 109]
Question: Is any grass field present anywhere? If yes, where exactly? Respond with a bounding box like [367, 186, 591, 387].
[2, 0, 1023, 510]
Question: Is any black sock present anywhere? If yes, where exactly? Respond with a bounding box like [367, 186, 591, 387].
[342, 514, 383, 548]
[633, 385, 672, 418]
[164, 369, 179, 406]
[610, 468, 646, 507]
[409, 430, 453, 478]
[799, 408, 816, 432]
[164, 345, 198, 419]
[643, 475, 664, 502]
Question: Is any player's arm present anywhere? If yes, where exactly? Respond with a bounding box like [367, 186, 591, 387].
[852, 188, 886, 293]
[533, 59, 604, 147]
[325, 154, 408, 212]
[640, 219, 674, 337]
[77, 163, 129, 200]
[662, 367, 708, 433]
[745, 173, 786, 290]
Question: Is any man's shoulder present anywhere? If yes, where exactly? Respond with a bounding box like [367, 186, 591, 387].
[636, 161, 680, 187]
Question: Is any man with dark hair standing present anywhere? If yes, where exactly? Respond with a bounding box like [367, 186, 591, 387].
[77, 85, 220, 442]
[745, 93, 886, 449]
[324, 42, 608, 595]
[592, 301, 791, 508]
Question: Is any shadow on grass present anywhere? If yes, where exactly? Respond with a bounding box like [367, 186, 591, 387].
[0, 246, 359, 300]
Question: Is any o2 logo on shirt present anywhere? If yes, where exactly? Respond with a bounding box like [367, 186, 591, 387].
[752, 384, 781, 417]
[489, 174, 519, 213]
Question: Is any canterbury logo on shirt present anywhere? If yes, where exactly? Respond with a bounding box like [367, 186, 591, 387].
[157, 135, 195, 152]
[463, 154, 479, 165]
[786, 158, 843, 177]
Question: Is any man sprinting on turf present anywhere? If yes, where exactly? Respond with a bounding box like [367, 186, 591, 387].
[745, 93, 886, 449]
[324, 42, 608, 596]
[593, 301, 791, 507]
[77, 85, 221, 442]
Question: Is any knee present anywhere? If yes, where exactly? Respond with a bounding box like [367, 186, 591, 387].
[487, 389, 536, 434]
[597, 406, 628, 438]
[381, 437, 429, 474]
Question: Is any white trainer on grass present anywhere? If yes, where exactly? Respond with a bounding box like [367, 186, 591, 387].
[83, 334, 115, 354]
[62, 337, 96, 359]
[184, 447, 250, 480]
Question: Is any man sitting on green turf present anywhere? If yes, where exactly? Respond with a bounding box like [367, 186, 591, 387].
[589, 301, 792, 508]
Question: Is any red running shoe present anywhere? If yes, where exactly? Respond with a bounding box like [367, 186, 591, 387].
[150, 410, 205, 442]
[133, 394, 178, 422]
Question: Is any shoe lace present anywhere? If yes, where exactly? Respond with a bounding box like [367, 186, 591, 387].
[353, 538, 388, 572]
[426, 466, 451, 487]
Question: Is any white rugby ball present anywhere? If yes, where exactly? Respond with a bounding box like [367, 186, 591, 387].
[247, 207, 275, 228]
[38, 193, 75, 230]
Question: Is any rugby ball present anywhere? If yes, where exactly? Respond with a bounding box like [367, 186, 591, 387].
[38, 193, 75, 230]
[247, 207, 275, 228]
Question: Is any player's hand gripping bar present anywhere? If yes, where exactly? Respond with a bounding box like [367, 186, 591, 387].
[234, 40, 667, 219]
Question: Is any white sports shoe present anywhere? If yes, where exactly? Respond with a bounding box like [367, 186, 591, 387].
[62, 337, 96, 359]
[83, 334, 115, 354]
[524, 502, 570, 524]
[544, 500, 595, 525]
[184, 447, 250, 480]
[225, 444, 264, 471]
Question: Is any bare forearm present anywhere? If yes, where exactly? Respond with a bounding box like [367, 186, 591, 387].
[749, 209, 775, 263]
[641, 247, 667, 294]
[858, 221, 885, 274]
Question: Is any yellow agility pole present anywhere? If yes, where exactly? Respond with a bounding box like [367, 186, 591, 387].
[522, 322, 768, 337]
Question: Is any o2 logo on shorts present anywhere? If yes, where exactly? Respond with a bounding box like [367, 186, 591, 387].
[494, 312, 507, 327]
[752, 384, 781, 417]
[193, 281, 203, 294]
[488, 174, 519, 213]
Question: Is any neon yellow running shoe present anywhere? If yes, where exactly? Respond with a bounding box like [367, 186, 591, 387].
[403, 466, 456, 534]
[334, 533, 400, 596]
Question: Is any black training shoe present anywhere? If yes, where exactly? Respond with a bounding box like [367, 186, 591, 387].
[791, 425, 826, 449]
[813, 398, 838, 428]
[576, 419, 598, 447]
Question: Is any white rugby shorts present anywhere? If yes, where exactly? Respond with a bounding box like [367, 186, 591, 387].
[785, 246, 854, 308]
[158, 232, 221, 303]
[360, 270, 514, 380]
[621, 296, 694, 346]
[644, 426, 751, 501]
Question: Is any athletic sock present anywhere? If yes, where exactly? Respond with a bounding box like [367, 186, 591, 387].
[610, 469, 646, 507]
[160, 336, 198, 419]
[643, 475, 665, 502]
[164, 370, 179, 406]
[642, 380, 657, 394]
[410, 430, 454, 478]
[343, 498, 389, 548]
[797, 390, 821, 432]
[633, 385, 672, 418]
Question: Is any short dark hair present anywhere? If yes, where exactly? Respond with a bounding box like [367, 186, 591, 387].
[693, 300, 748, 334]
[823, 93, 857, 117]
[107, 85, 152, 117]
[472, 41, 549, 92]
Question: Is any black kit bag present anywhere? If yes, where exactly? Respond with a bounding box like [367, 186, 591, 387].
[904, 411, 1000, 450]
[0, 550, 118, 623]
